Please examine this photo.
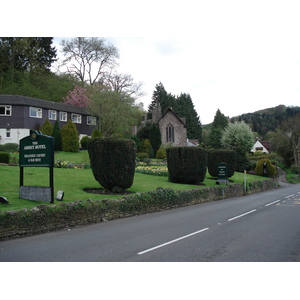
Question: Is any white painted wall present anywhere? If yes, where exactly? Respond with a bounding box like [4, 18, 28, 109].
[0, 128, 30, 145]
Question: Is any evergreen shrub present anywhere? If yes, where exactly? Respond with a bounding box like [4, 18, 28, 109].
[52, 120, 62, 151]
[80, 136, 91, 150]
[255, 159, 277, 178]
[208, 149, 237, 178]
[91, 129, 102, 139]
[0, 143, 19, 152]
[166, 147, 207, 184]
[156, 148, 166, 159]
[61, 120, 79, 152]
[0, 152, 10, 163]
[39, 118, 53, 136]
[143, 139, 152, 156]
[88, 138, 137, 192]
[136, 152, 149, 161]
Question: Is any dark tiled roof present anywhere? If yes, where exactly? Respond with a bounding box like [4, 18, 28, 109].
[259, 140, 271, 150]
[0, 95, 89, 115]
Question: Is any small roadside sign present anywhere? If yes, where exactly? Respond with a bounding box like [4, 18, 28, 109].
[217, 162, 228, 185]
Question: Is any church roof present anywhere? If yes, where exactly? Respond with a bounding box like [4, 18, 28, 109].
[157, 107, 187, 127]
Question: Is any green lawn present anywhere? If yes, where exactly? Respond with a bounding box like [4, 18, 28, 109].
[0, 151, 267, 212]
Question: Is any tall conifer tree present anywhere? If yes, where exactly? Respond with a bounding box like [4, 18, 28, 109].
[148, 83, 202, 142]
[208, 109, 228, 149]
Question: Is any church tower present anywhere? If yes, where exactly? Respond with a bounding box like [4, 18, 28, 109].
[151, 101, 162, 123]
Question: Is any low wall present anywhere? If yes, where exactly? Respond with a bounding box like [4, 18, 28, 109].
[0, 179, 278, 241]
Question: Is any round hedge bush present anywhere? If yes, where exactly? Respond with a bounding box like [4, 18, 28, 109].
[88, 138, 137, 192]
[208, 149, 237, 178]
[156, 148, 166, 159]
[255, 158, 277, 178]
[166, 147, 207, 184]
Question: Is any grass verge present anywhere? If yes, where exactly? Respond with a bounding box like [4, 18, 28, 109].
[0, 163, 266, 212]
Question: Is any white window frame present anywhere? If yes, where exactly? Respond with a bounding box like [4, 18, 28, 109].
[48, 110, 57, 120]
[0, 105, 12, 116]
[87, 116, 96, 126]
[6, 128, 11, 138]
[71, 113, 82, 124]
[60, 111, 67, 122]
[29, 107, 42, 118]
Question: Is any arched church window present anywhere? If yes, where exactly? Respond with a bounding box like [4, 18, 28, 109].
[166, 123, 174, 143]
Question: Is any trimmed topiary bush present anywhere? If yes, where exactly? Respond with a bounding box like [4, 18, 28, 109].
[0, 152, 10, 163]
[166, 147, 207, 184]
[255, 158, 277, 178]
[208, 149, 237, 178]
[88, 138, 137, 192]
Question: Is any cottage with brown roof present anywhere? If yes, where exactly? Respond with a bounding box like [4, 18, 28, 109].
[251, 139, 271, 153]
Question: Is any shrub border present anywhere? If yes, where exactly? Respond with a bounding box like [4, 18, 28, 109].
[0, 178, 277, 241]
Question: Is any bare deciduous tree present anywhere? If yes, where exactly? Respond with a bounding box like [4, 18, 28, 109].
[103, 72, 145, 99]
[60, 37, 119, 85]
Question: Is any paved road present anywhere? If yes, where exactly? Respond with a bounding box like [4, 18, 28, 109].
[0, 183, 299, 262]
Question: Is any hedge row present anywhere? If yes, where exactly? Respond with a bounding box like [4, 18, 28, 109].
[207, 149, 237, 178]
[166, 147, 207, 184]
[88, 138, 137, 192]
[0, 178, 278, 240]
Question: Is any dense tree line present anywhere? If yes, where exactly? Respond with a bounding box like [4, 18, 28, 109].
[147, 82, 202, 142]
[0, 37, 78, 101]
[230, 105, 300, 138]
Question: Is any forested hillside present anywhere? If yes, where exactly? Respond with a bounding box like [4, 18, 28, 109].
[230, 105, 300, 138]
[0, 37, 78, 101]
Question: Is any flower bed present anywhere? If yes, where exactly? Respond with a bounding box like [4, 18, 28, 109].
[135, 164, 168, 176]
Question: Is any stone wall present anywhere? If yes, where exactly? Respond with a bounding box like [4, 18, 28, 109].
[0, 178, 278, 241]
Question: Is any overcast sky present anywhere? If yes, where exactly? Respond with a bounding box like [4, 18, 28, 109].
[6, 1, 300, 124]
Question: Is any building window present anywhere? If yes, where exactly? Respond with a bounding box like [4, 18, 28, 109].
[60, 112, 67, 122]
[30, 107, 42, 118]
[6, 129, 11, 138]
[48, 110, 57, 120]
[71, 113, 81, 124]
[87, 116, 96, 126]
[0, 105, 12, 116]
[166, 124, 174, 143]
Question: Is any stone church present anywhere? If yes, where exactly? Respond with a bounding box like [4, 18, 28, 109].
[142, 101, 188, 147]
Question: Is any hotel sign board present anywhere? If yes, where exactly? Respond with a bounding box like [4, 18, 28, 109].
[19, 130, 54, 167]
[19, 130, 54, 203]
